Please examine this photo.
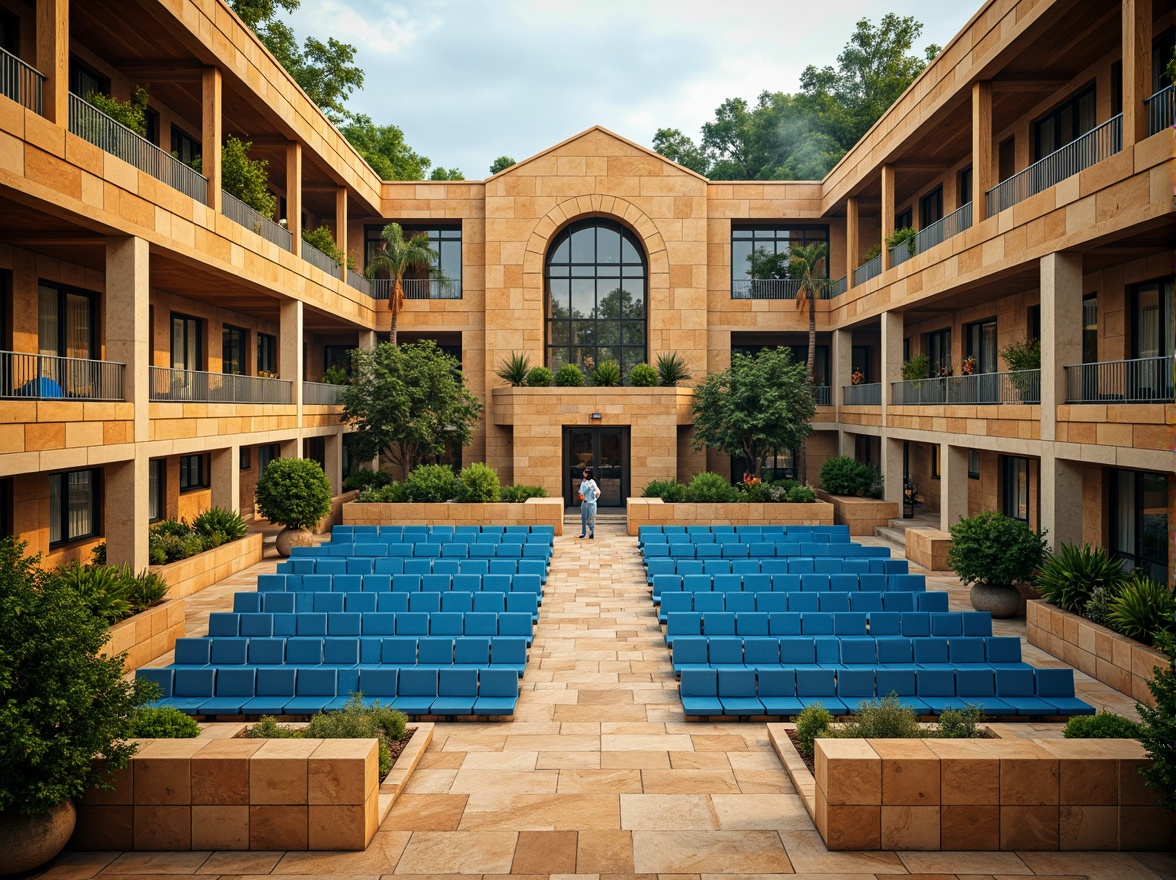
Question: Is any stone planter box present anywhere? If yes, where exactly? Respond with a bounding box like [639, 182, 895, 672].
[151, 533, 263, 600]
[626, 497, 834, 536]
[768, 723, 1172, 852]
[906, 528, 952, 571]
[342, 497, 564, 535]
[71, 722, 433, 852]
[103, 598, 185, 673]
[1027, 599, 1166, 705]
[314, 490, 359, 534]
[815, 491, 899, 536]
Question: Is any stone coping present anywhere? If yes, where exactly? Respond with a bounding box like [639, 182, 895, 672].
[905, 527, 952, 571]
[150, 533, 263, 600]
[815, 491, 899, 536]
[103, 597, 185, 674]
[342, 497, 564, 535]
[626, 497, 835, 536]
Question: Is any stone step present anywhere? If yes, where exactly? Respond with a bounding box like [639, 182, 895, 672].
[874, 525, 908, 548]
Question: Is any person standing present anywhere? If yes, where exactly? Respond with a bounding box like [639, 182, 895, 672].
[578, 468, 600, 539]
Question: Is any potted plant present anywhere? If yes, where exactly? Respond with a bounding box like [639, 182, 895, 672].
[0, 539, 148, 872]
[254, 457, 333, 556]
[946, 511, 1048, 618]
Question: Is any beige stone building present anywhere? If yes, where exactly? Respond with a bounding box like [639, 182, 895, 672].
[0, 0, 1171, 581]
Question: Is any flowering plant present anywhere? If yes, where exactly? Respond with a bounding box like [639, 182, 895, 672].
[961, 356, 976, 375]
[742, 472, 762, 488]
[937, 366, 954, 377]
[851, 367, 865, 385]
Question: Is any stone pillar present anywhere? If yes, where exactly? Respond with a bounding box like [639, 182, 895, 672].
[286, 142, 302, 257]
[280, 438, 301, 459]
[880, 164, 895, 271]
[1123, 0, 1153, 147]
[1040, 252, 1083, 442]
[202, 67, 222, 211]
[281, 298, 304, 431]
[106, 455, 148, 570]
[1040, 452, 1084, 550]
[832, 328, 852, 414]
[845, 197, 859, 290]
[105, 236, 149, 443]
[881, 437, 904, 507]
[358, 329, 377, 351]
[940, 443, 969, 531]
[336, 186, 349, 282]
[972, 80, 993, 222]
[35, 0, 67, 125]
[324, 432, 343, 494]
[880, 310, 903, 422]
[211, 445, 240, 515]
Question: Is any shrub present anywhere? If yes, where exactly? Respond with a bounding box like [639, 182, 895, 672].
[500, 484, 548, 502]
[1000, 337, 1041, 372]
[885, 226, 917, 256]
[795, 702, 834, 757]
[301, 224, 353, 269]
[901, 353, 930, 381]
[1035, 543, 1128, 615]
[937, 705, 984, 739]
[1137, 633, 1176, 809]
[360, 482, 410, 503]
[642, 479, 687, 502]
[495, 352, 531, 386]
[841, 694, 922, 739]
[220, 135, 277, 218]
[192, 507, 248, 543]
[524, 366, 552, 387]
[151, 519, 191, 539]
[1107, 573, 1176, 646]
[124, 567, 169, 613]
[456, 462, 500, 502]
[785, 484, 817, 503]
[554, 363, 585, 387]
[255, 457, 333, 530]
[628, 363, 657, 387]
[342, 467, 392, 492]
[946, 511, 1048, 588]
[127, 706, 201, 738]
[592, 359, 622, 387]
[85, 87, 149, 137]
[54, 561, 132, 625]
[1063, 711, 1142, 739]
[819, 456, 881, 498]
[656, 351, 691, 386]
[90, 542, 107, 565]
[322, 364, 349, 385]
[404, 464, 459, 503]
[684, 472, 736, 503]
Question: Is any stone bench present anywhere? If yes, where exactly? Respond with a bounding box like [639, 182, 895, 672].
[905, 528, 951, 571]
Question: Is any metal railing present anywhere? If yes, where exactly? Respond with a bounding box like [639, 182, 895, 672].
[346, 269, 372, 296]
[811, 385, 831, 406]
[986, 115, 1122, 216]
[842, 382, 881, 406]
[303, 381, 345, 406]
[730, 278, 836, 300]
[0, 351, 124, 400]
[891, 202, 974, 269]
[1065, 355, 1174, 404]
[1, 46, 44, 114]
[370, 278, 463, 300]
[221, 190, 292, 251]
[852, 253, 882, 287]
[1146, 85, 1174, 137]
[68, 93, 208, 204]
[149, 367, 293, 404]
[830, 275, 847, 297]
[891, 369, 1041, 405]
[301, 240, 340, 275]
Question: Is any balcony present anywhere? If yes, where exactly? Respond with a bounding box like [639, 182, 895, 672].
[889, 203, 973, 268]
[149, 367, 292, 404]
[346, 269, 371, 296]
[1065, 356, 1174, 404]
[830, 276, 847, 297]
[301, 240, 340, 275]
[891, 370, 1040, 405]
[68, 94, 208, 204]
[1146, 85, 1174, 137]
[730, 278, 836, 300]
[0, 351, 123, 400]
[369, 278, 463, 301]
[986, 115, 1122, 216]
[852, 253, 882, 287]
[811, 385, 831, 406]
[303, 381, 344, 406]
[221, 190, 292, 250]
[842, 382, 881, 406]
[0, 46, 44, 115]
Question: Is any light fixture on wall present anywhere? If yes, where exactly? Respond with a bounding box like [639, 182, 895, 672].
[590, 412, 602, 420]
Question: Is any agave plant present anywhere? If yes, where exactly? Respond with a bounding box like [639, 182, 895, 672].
[1107, 573, 1176, 645]
[655, 352, 691, 387]
[592, 359, 622, 387]
[54, 561, 132, 624]
[495, 352, 531, 386]
[1035, 543, 1129, 614]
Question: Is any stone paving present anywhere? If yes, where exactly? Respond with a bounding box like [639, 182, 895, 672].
[35, 522, 1173, 880]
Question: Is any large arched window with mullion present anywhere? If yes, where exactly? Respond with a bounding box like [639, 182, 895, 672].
[546, 219, 646, 376]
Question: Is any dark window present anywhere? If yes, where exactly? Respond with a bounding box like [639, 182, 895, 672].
[144, 108, 159, 146]
[39, 283, 96, 359]
[965, 318, 998, 373]
[171, 313, 203, 372]
[171, 126, 201, 167]
[0, 269, 10, 350]
[919, 188, 943, 227]
[68, 58, 108, 98]
[179, 454, 209, 492]
[1153, 29, 1175, 94]
[323, 345, 352, 377]
[903, 337, 911, 363]
[732, 342, 829, 387]
[1110, 469, 1169, 585]
[257, 444, 278, 475]
[958, 167, 973, 207]
[1032, 84, 1096, 162]
[731, 451, 793, 484]
[366, 224, 463, 298]
[730, 224, 830, 297]
[0, 9, 18, 55]
[1028, 304, 1041, 342]
[148, 458, 165, 523]
[968, 450, 980, 480]
[894, 208, 912, 232]
[1082, 295, 1097, 363]
[854, 435, 878, 468]
[926, 328, 951, 376]
[852, 345, 871, 383]
[0, 477, 11, 538]
[222, 325, 246, 375]
[998, 137, 1016, 181]
[546, 219, 647, 376]
[49, 468, 101, 545]
[931, 446, 940, 480]
[240, 447, 251, 471]
[1130, 277, 1174, 359]
[1111, 60, 1122, 117]
[1000, 455, 1029, 522]
[257, 333, 277, 376]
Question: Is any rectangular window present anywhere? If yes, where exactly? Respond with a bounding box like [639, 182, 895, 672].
[958, 167, 973, 207]
[323, 345, 352, 377]
[257, 333, 277, 376]
[919, 188, 943, 227]
[68, 58, 108, 98]
[222, 325, 246, 375]
[49, 468, 100, 545]
[171, 313, 203, 372]
[148, 458, 165, 523]
[854, 436, 877, 468]
[1110, 469, 1169, 585]
[179, 454, 209, 492]
[1153, 29, 1175, 94]
[931, 446, 940, 480]
[240, 447, 251, 471]
[852, 345, 871, 384]
[144, 108, 159, 146]
[730, 225, 830, 297]
[965, 318, 998, 373]
[1032, 84, 1096, 162]
[257, 444, 278, 476]
[1000, 455, 1029, 522]
[1111, 60, 1122, 117]
[894, 208, 912, 232]
[1028, 304, 1041, 342]
[926, 328, 951, 376]
[1082, 295, 1098, 364]
[171, 126, 201, 167]
[0, 477, 12, 538]
[731, 342, 829, 386]
[968, 450, 980, 480]
[1130, 277, 1174, 359]
[0, 9, 18, 55]
[366, 224, 463, 298]
[39, 283, 96, 359]
[998, 137, 1015, 181]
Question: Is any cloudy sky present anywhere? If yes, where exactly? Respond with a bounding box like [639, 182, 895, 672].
[284, 1, 978, 178]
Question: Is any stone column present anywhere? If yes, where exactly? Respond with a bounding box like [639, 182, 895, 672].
[105, 456, 148, 570]
[880, 310, 903, 422]
[105, 236, 149, 443]
[880, 164, 895, 271]
[286, 142, 302, 257]
[832, 327, 852, 416]
[1122, 0, 1153, 146]
[1040, 451, 1083, 550]
[881, 437, 904, 508]
[281, 298, 304, 437]
[1040, 252, 1083, 442]
[336, 186, 349, 282]
[211, 445, 241, 515]
[972, 80, 993, 222]
[940, 443, 969, 531]
[202, 67, 222, 211]
[324, 432, 343, 494]
[357, 329, 379, 471]
[280, 438, 301, 459]
[35, 0, 67, 125]
[845, 197, 859, 290]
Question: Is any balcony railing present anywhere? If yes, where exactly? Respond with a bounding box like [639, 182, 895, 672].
[0, 351, 124, 400]
[830, 275, 847, 297]
[301, 240, 340, 275]
[150, 367, 292, 404]
[891, 369, 1041, 405]
[68, 93, 208, 204]
[369, 278, 463, 300]
[221, 190, 292, 251]
[986, 115, 1122, 216]
[1065, 355, 1174, 404]
[890, 203, 974, 268]
[842, 382, 881, 406]
[346, 269, 372, 296]
[852, 253, 882, 287]
[731, 278, 835, 300]
[0, 46, 44, 114]
[303, 381, 345, 406]
[1146, 85, 1174, 137]
[811, 385, 831, 406]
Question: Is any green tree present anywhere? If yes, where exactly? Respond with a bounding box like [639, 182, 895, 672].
[489, 156, 517, 174]
[338, 340, 482, 477]
[364, 223, 439, 345]
[429, 166, 465, 181]
[651, 128, 711, 175]
[338, 115, 431, 180]
[790, 241, 830, 484]
[691, 347, 815, 479]
[221, 135, 277, 218]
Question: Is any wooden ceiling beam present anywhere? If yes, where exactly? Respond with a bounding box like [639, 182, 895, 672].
[118, 62, 204, 83]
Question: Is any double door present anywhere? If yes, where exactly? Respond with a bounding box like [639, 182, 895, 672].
[563, 427, 629, 508]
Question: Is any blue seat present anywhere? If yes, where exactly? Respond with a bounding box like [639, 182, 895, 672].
[357, 668, 398, 706]
[788, 593, 819, 612]
[900, 612, 931, 637]
[659, 592, 692, 623]
[828, 574, 859, 594]
[430, 612, 465, 637]
[459, 560, 490, 577]
[913, 637, 950, 667]
[498, 613, 533, 644]
[506, 592, 539, 621]
[718, 669, 764, 715]
[801, 612, 834, 635]
[713, 573, 741, 594]
[756, 593, 788, 613]
[850, 592, 884, 613]
[837, 668, 877, 709]
[372, 559, 403, 575]
[930, 612, 963, 636]
[801, 574, 830, 592]
[451, 575, 481, 594]
[889, 574, 926, 591]
[652, 574, 682, 599]
[671, 637, 708, 674]
[962, 611, 993, 636]
[408, 592, 441, 614]
[376, 593, 409, 613]
[954, 667, 1011, 714]
[473, 592, 506, 614]
[464, 612, 498, 637]
[346, 558, 375, 575]
[694, 593, 724, 613]
[704, 636, 741, 670]
[875, 668, 927, 713]
[489, 637, 528, 676]
[875, 637, 914, 667]
[332, 575, 363, 593]
[403, 559, 432, 575]
[249, 638, 286, 665]
[474, 668, 519, 715]
[323, 637, 360, 666]
[916, 592, 950, 612]
[363, 574, 393, 592]
[242, 668, 296, 714]
[833, 612, 868, 635]
[397, 613, 430, 636]
[483, 574, 512, 594]
[726, 593, 756, 614]
[211, 637, 249, 665]
[1035, 668, 1094, 715]
[812, 558, 842, 574]
[233, 593, 262, 613]
[742, 636, 780, 669]
[345, 593, 377, 614]
[173, 637, 212, 666]
[757, 668, 802, 715]
[381, 637, 418, 666]
[286, 637, 324, 666]
[948, 637, 988, 665]
[418, 637, 455, 667]
[666, 612, 702, 646]
[431, 668, 478, 715]
[768, 612, 802, 636]
[703, 611, 736, 636]
[797, 669, 843, 712]
[327, 612, 362, 636]
[393, 667, 438, 715]
[421, 574, 451, 593]
[207, 612, 239, 637]
[454, 637, 491, 668]
[838, 638, 876, 666]
[915, 668, 958, 714]
[137, 667, 174, 700]
[985, 636, 1027, 668]
[779, 637, 817, 667]
[682, 574, 712, 594]
[680, 668, 722, 715]
[735, 611, 769, 636]
[168, 668, 218, 712]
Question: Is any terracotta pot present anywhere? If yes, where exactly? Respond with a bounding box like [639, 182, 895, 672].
[970, 583, 1022, 619]
[274, 526, 314, 557]
[0, 799, 76, 874]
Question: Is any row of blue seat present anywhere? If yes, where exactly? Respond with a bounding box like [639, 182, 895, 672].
[645, 558, 908, 582]
[638, 524, 850, 539]
[679, 666, 1093, 717]
[664, 610, 993, 644]
[208, 610, 534, 642]
[139, 665, 519, 716]
[639, 531, 852, 547]
[670, 634, 1025, 673]
[645, 543, 888, 560]
[652, 572, 924, 599]
[292, 542, 553, 560]
[335, 525, 554, 539]
[657, 590, 947, 622]
[259, 572, 545, 595]
[235, 589, 539, 620]
[278, 557, 551, 580]
[171, 634, 529, 674]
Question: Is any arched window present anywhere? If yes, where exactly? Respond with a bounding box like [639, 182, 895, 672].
[546, 219, 646, 375]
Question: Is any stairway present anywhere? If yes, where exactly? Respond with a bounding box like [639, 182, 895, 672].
[874, 511, 940, 550]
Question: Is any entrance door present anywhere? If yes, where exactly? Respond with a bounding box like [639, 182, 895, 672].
[564, 427, 630, 507]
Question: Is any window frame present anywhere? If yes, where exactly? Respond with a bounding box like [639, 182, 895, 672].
[68, 57, 108, 99]
[1109, 468, 1169, 585]
[1031, 82, 1096, 162]
[957, 167, 973, 208]
[179, 453, 209, 493]
[49, 468, 101, 547]
[38, 282, 97, 359]
[919, 187, 943, 227]
[148, 458, 165, 523]
[894, 208, 913, 232]
[730, 223, 831, 295]
[925, 328, 952, 376]
[171, 312, 204, 373]
[171, 125, 201, 167]
[257, 332, 277, 376]
[968, 450, 980, 480]
[964, 317, 998, 374]
[222, 324, 247, 375]
[1000, 455, 1030, 523]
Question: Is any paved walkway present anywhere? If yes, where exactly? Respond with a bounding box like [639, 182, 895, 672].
[37, 524, 1171, 880]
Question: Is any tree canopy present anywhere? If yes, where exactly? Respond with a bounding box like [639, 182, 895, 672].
[338, 341, 482, 477]
[489, 156, 517, 175]
[654, 15, 939, 181]
[690, 347, 815, 479]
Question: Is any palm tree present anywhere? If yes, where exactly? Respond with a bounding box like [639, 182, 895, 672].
[790, 241, 830, 485]
[364, 223, 439, 345]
